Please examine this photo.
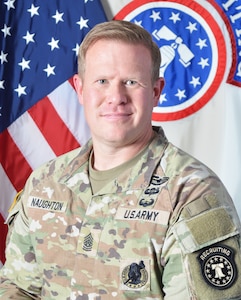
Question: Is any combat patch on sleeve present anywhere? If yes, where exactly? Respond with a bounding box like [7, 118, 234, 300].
[186, 237, 241, 300]
[174, 198, 241, 299]
[198, 243, 237, 290]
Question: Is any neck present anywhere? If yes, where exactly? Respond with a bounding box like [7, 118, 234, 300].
[91, 130, 154, 171]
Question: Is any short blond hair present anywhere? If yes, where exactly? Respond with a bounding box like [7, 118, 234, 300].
[77, 20, 161, 83]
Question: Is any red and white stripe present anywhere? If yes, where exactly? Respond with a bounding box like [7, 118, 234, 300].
[0, 77, 90, 264]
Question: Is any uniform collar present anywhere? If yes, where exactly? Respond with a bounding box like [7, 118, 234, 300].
[59, 127, 168, 194]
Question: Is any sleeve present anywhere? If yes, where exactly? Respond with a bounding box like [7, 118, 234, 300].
[0, 191, 42, 299]
[161, 191, 241, 300]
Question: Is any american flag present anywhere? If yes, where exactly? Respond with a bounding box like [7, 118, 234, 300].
[0, 0, 107, 266]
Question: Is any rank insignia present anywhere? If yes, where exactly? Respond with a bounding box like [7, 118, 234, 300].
[83, 233, 93, 252]
[198, 244, 237, 289]
[77, 227, 99, 257]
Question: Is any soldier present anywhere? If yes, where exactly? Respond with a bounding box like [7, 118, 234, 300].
[0, 20, 241, 299]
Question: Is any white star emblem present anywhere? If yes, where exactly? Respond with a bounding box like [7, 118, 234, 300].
[77, 16, 89, 30]
[4, 0, 15, 11]
[48, 38, 60, 51]
[14, 84, 27, 97]
[150, 10, 161, 22]
[0, 51, 8, 64]
[1, 24, 11, 38]
[52, 10, 64, 24]
[18, 58, 31, 71]
[169, 12, 181, 24]
[134, 20, 143, 27]
[0, 80, 5, 89]
[23, 31, 35, 44]
[72, 43, 80, 56]
[198, 57, 209, 69]
[189, 76, 201, 88]
[159, 93, 167, 104]
[44, 64, 56, 77]
[196, 38, 208, 50]
[186, 22, 197, 33]
[175, 89, 186, 101]
[27, 4, 40, 17]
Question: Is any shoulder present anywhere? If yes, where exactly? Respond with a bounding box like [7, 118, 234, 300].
[154, 127, 215, 178]
[23, 142, 93, 196]
[31, 147, 82, 179]
[173, 195, 241, 297]
[163, 190, 241, 298]
[173, 193, 241, 252]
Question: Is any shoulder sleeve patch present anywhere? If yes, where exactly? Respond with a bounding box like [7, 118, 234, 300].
[198, 243, 237, 290]
[172, 194, 241, 299]
[187, 238, 241, 299]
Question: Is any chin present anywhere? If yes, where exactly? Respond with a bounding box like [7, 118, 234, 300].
[104, 132, 129, 144]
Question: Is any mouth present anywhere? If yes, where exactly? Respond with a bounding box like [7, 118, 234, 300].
[101, 112, 132, 120]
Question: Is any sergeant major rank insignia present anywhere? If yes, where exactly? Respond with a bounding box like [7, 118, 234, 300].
[198, 244, 237, 290]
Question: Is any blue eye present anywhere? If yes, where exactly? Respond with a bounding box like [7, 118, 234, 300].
[98, 79, 107, 84]
[125, 80, 136, 86]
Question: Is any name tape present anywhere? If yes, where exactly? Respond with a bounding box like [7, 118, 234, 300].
[27, 196, 67, 212]
[115, 207, 170, 225]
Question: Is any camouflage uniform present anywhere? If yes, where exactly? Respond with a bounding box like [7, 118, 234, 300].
[1, 128, 241, 299]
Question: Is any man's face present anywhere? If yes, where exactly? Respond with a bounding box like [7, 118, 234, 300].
[74, 39, 163, 148]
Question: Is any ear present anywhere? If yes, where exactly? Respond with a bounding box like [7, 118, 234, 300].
[153, 77, 165, 107]
[73, 74, 84, 104]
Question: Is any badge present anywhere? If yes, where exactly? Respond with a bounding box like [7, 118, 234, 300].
[139, 175, 169, 207]
[198, 244, 237, 289]
[121, 259, 150, 291]
[77, 227, 100, 257]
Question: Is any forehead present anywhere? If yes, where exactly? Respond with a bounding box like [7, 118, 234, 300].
[85, 39, 151, 61]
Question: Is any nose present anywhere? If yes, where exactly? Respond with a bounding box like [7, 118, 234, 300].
[107, 82, 127, 105]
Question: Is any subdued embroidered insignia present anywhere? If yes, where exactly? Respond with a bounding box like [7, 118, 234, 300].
[82, 233, 93, 252]
[151, 175, 169, 186]
[139, 198, 154, 207]
[198, 244, 237, 289]
[122, 260, 148, 289]
[139, 175, 169, 207]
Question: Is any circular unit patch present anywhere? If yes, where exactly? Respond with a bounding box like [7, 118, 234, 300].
[115, 0, 227, 120]
[198, 244, 237, 290]
[122, 260, 148, 289]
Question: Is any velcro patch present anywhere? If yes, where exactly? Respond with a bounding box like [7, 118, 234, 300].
[186, 208, 236, 246]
